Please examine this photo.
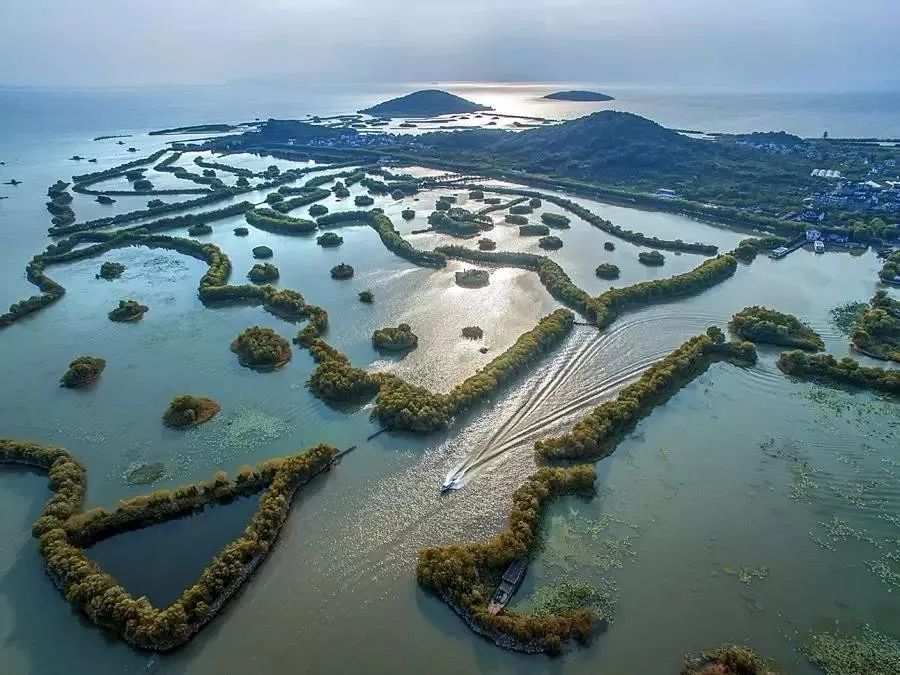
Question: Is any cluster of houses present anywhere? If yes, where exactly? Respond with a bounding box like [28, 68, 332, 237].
[810, 179, 900, 213]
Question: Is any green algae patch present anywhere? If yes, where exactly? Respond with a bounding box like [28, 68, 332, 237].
[802, 624, 900, 675]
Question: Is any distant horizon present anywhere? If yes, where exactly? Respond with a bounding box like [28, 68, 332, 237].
[2, 80, 899, 96]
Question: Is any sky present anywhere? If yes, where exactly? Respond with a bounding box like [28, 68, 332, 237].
[2, 0, 898, 91]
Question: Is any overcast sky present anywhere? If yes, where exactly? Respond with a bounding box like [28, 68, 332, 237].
[2, 0, 898, 91]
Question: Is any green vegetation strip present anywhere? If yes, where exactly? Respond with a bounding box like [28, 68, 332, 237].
[851, 291, 900, 362]
[535, 328, 757, 460]
[729, 306, 824, 350]
[777, 350, 900, 393]
[0, 438, 338, 651]
[430, 182, 719, 255]
[1, 230, 327, 329]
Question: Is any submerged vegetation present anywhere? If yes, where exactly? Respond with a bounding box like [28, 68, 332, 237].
[60, 356, 106, 388]
[162, 395, 221, 428]
[729, 306, 824, 350]
[801, 624, 900, 675]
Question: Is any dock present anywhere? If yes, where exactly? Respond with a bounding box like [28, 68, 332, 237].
[769, 236, 806, 259]
[487, 559, 528, 615]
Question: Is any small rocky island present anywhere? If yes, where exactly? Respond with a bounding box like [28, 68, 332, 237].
[455, 268, 489, 288]
[248, 262, 279, 283]
[108, 299, 149, 322]
[595, 263, 621, 279]
[372, 323, 419, 351]
[539, 235, 563, 250]
[252, 245, 273, 259]
[96, 261, 125, 280]
[231, 326, 292, 370]
[358, 290, 374, 303]
[478, 238, 497, 251]
[60, 356, 106, 388]
[359, 89, 492, 117]
[317, 232, 343, 247]
[461, 326, 484, 340]
[330, 263, 354, 279]
[638, 250, 665, 266]
[162, 395, 221, 428]
[543, 90, 615, 102]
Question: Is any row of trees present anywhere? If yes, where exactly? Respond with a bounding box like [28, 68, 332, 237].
[245, 208, 317, 234]
[269, 188, 331, 214]
[317, 211, 447, 268]
[879, 250, 900, 284]
[372, 309, 575, 431]
[851, 291, 900, 362]
[535, 329, 757, 460]
[592, 254, 738, 328]
[729, 306, 824, 350]
[437, 183, 720, 255]
[1, 437, 339, 650]
[436, 246, 597, 320]
[417, 465, 598, 653]
[778, 350, 900, 393]
[50, 194, 252, 236]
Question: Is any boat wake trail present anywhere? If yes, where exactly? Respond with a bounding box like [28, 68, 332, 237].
[443, 313, 726, 490]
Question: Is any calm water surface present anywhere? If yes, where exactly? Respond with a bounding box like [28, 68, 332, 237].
[0, 89, 898, 675]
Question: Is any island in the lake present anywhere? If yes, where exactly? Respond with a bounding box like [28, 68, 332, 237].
[544, 90, 615, 102]
[359, 89, 492, 117]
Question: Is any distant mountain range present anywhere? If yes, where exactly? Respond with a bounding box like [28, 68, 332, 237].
[359, 89, 492, 118]
[543, 90, 615, 102]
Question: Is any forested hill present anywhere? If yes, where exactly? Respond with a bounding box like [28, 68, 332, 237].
[419, 111, 718, 177]
[416, 111, 818, 207]
[360, 90, 492, 117]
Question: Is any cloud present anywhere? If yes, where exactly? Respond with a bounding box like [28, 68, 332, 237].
[1, 0, 897, 90]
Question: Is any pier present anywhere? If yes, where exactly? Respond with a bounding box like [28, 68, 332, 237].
[769, 235, 806, 259]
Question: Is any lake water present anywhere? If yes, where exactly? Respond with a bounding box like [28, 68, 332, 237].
[0, 85, 898, 674]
